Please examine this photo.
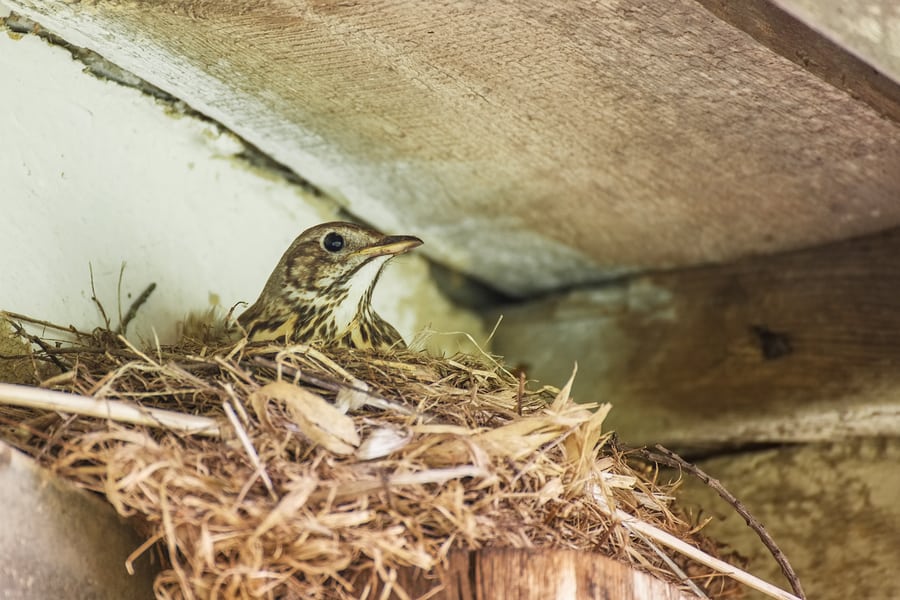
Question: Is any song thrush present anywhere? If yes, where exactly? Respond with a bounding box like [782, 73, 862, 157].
[237, 222, 423, 349]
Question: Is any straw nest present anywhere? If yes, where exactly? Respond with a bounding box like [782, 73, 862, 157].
[0, 312, 743, 600]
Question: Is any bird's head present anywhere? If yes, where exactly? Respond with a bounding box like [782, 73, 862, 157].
[280, 222, 422, 296]
[237, 221, 422, 345]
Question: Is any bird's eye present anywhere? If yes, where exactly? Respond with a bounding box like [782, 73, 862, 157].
[322, 232, 345, 252]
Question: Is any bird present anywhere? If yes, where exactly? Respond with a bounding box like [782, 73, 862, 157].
[237, 221, 423, 349]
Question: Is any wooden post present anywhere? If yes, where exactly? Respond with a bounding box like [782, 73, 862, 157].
[381, 549, 698, 599]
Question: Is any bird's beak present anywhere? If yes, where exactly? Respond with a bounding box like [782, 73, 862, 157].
[355, 235, 423, 258]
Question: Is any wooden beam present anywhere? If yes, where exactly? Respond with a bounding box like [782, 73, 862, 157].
[7, 1, 900, 295]
[493, 229, 900, 450]
[382, 549, 700, 599]
[696, 0, 900, 122]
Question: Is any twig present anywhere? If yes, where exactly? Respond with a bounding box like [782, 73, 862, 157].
[628, 524, 708, 599]
[89, 263, 111, 329]
[116, 262, 127, 332]
[249, 355, 413, 415]
[311, 465, 488, 502]
[119, 282, 157, 335]
[0, 311, 82, 335]
[214, 355, 258, 387]
[0, 347, 109, 358]
[117, 334, 160, 367]
[516, 370, 525, 416]
[640, 444, 806, 600]
[125, 532, 164, 576]
[484, 314, 503, 346]
[0, 382, 221, 437]
[222, 394, 277, 501]
[4, 318, 70, 371]
[607, 502, 801, 600]
[419, 326, 513, 380]
[281, 344, 357, 381]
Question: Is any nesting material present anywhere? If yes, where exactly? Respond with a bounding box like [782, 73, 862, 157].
[0, 314, 750, 600]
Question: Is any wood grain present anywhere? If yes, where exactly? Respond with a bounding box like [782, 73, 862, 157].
[384, 549, 699, 599]
[7, 0, 900, 295]
[696, 0, 900, 121]
[494, 228, 900, 450]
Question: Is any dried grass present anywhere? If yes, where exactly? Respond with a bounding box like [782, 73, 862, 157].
[0, 312, 759, 600]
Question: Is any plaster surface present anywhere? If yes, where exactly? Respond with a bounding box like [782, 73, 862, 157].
[0, 28, 484, 352]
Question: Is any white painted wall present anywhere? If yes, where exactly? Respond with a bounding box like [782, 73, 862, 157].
[0, 22, 483, 351]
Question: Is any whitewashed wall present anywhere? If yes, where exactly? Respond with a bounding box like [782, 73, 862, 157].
[0, 18, 483, 351]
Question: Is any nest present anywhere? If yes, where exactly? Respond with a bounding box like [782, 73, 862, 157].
[0, 312, 758, 599]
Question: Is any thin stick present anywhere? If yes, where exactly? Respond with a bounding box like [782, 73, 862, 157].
[223, 399, 277, 500]
[125, 531, 164, 575]
[252, 355, 374, 400]
[4, 318, 69, 371]
[598, 498, 801, 600]
[628, 524, 708, 599]
[281, 344, 356, 381]
[1, 347, 132, 358]
[516, 370, 525, 416]
[119, 282, 157, 335]
[251, 356, 416, 416]
[1, 311, 82, 335]
[312, 465, 488, 502]
[117, 334, 160, 367]
[642, 444, 806, 600]
[89, 263, 111, 329]
[116, 262, 127, 333]
[484, 314, 503, 346]
[0, 382, 221, 437]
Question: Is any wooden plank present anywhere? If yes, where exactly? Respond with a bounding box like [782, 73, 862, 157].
[493, 228, 900, 450]
[696, 0, 900, 121]
[386, 549, 699, 599]
[773, 0, 900, 86]
[7, 1, 900, 295]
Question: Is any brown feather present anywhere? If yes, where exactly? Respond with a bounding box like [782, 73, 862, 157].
[238, 222, 422, 350]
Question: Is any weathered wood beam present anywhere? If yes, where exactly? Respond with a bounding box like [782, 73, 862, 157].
[385, 549, 700, 599]
[7, 1, 900, 295]
[493, 229, 900, 450]
[697, 0, 900, 121]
